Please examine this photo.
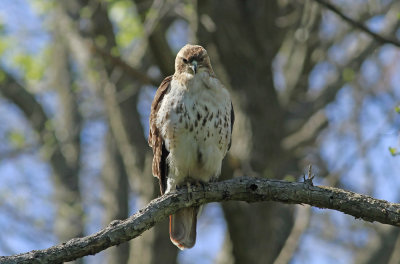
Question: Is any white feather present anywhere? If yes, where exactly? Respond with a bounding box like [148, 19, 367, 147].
[156, 71, 232, 192]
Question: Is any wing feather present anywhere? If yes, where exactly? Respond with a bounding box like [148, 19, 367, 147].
[149, 76, 172, 194]
[228, 102, 235, 150]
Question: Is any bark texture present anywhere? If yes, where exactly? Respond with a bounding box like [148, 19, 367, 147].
[2, 177, 400, 264]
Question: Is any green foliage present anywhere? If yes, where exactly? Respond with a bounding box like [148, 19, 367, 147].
[342, 67, 355, 82]
[7, 130, 26, 149]
[108, 0, 143, 49]
[183, 2, 195, 18]
[389, 147, 398, 156]
[0, 22, 5, 35]
[0, 20, 11, 57]
[389, 107, 400, 157]
[9, 43, 50, 83]
[30, 0, 56, 15]
[13, 53, 45, 81]
[0, 40, 8, 56]
[111, 46, 120, 57]
[0, 1, 51, 84]
[263, 168, 274, 178]
[283, 174, 296, 182]
[80, 6, 94, 19]
[95, 35, 108, 49]
[0, 71, 6, 84]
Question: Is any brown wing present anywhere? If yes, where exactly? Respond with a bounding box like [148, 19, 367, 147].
[149, 75, 172, 194]
[228, 102, 235, 150]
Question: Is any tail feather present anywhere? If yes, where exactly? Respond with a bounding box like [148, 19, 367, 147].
[169, 206, 199, 250]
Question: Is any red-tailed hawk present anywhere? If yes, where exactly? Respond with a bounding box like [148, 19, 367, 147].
[148, 44, 234, 249]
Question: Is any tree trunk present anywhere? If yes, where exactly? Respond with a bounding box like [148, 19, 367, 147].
[197, 1, 298, 262]
[102, 132, 130, 264]
[50, 18, 85, 263]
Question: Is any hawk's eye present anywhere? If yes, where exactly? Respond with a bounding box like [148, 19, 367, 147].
[182, 58, 188, 63]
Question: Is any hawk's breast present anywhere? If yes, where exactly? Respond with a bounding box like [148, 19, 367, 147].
[156, 74, 231, 185]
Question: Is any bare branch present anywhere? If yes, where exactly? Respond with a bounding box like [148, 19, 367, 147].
[100, 68, 143, 179]
[282, 109, 328, 150]
[313, 0, 400, 48]
[0, 70, 76, 180]
[2, 177, 400, 264]
[91, 44, 160, 87]
[0, 72, 49, 134]
[0, 69, 85, 242]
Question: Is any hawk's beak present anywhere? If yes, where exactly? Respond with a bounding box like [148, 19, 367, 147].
[190, 60, 198, 74]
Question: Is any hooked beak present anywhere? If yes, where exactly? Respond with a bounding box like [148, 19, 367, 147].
[190, 60, 198, 74]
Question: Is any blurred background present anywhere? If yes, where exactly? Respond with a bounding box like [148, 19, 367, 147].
[0, 0, 400, 263]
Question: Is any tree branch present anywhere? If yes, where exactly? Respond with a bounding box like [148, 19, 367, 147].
[91, 44, 160, 87]
[0, 70, 76, 179]
[2, 177, 400, 264]
[313, 0, 400, 48]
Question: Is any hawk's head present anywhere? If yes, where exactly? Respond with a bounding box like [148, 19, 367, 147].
[175, 44, 214, 76]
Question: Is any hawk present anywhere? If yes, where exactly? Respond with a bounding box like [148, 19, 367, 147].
[148, 44, 234, 249]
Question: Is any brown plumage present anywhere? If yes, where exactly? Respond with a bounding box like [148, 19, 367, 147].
[149, 76, 172, 194]
[148, 44, 234, 249]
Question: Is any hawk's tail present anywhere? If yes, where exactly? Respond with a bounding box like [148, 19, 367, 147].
[169, 206, 199, 250]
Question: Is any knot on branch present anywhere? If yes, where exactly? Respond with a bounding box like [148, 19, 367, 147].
[249, 183, 258, 191]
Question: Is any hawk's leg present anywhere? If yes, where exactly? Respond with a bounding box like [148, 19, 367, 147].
[177, 180, 207, 200]
[175, 183, 194, 200]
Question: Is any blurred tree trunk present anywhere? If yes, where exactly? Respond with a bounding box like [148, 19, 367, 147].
[130, 194, 179, 264]
[50, 18, 85, 264]
[58, 2, 135, 263]
[59, 1, 178, 263]
[102, 132, 130, 264]
[0, 21, 85, 263]
[355, 226, 400, 264]
[197, 1, 297, 263]
[123, 1, 179, 263]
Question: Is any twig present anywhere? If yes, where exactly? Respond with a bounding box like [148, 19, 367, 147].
[1, 177, 400, 264]
[313, 0, 400, 48]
